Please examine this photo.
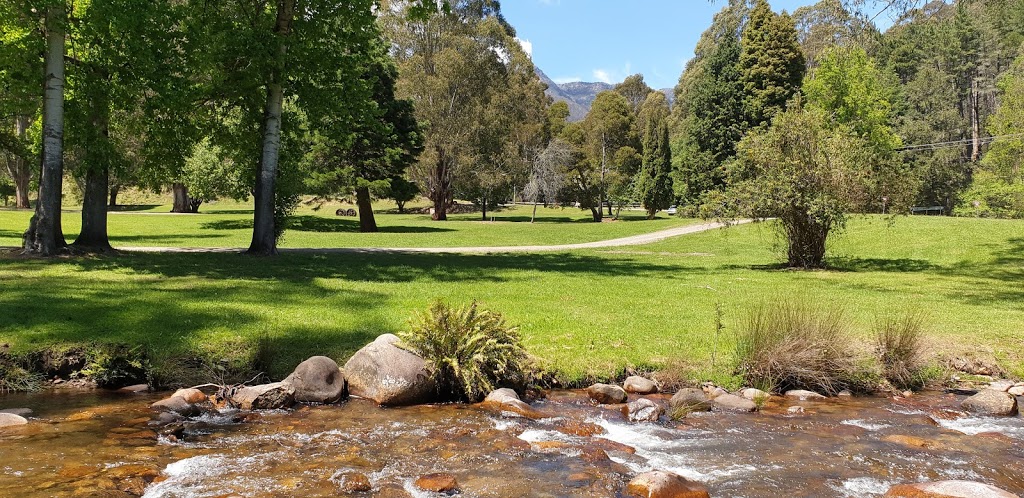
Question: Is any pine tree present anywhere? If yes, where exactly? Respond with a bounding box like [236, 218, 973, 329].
[637, 94, 673, 219]
[740, 0, 806, 128]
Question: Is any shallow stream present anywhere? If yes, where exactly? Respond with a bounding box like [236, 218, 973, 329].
[1, 389, 1022, 497]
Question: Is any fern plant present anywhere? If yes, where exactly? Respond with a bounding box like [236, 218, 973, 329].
[399, 301, 529, 402]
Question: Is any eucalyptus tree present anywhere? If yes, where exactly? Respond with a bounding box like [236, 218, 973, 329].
[0, 3, 39, 210]
[579, 91, 635, 220]
[614, 74, 655, 114]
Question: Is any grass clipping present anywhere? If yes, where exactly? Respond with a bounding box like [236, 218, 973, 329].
[399, 301, 529, 402]
[735, 303, 863, 395]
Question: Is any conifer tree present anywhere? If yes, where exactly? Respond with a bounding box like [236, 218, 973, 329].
[740, 0, 806, 128]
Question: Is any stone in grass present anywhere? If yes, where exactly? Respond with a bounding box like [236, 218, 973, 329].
[883, 480, 1020, 498]
[669, 388, 711, 413]
[624, 398, 664, 423]
[712, 393, 757, 412]
[785, 390, 826, 400]
[623, 376, 658, 394]
[961, 390, 1018, 416]
[231, 382, 295, 411]
[0, 413, 28, 428]
[587, 383, 628, 405]
[284, 356, 346, 404]
[415, 473, 459, 495]
[343, 334, 436, 406]
[625, 470, 711, 498]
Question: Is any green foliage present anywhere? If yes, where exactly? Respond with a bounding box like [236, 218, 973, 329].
[181, 139, 248, 208]
[636, 94, 674, 219]
[81, 344, 148, 388]
[874, 312, 931, 391]
[740, 0, 806, 127]
[735, 302, 863, 395]
[399, 301, 529, 402]
[0, 351, 42, 393]
[956, 171, 1024, 218]
[982, 52, 1024, 184]
[383, 176, 420, 213]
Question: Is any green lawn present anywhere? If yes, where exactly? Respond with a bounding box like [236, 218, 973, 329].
[0, 201, 696, 249]
[0, 214, 1021, 387]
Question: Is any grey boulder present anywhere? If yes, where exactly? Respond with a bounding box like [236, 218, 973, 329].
[343, 334, 436, 406]
[284, 356, 346, 404]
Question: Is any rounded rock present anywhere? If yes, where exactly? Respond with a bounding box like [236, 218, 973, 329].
[0, 413, 28, 428]
[414, 473, 459, 494]
[623, 376, 658, 394]
[624, 398, 664, 423]
[712, 393, 757, 412]
[669, 388, 711, 412]
[171, 388, 208, 405]
[343, 334, 436, 406]
[284, 356, 346, 404]
[625, 470, 710, 498]
[785, 390, 826, 400]
[587, 383, 628, 404]
[962, 390, 1018, 416]
[884, 480, 1019, 498]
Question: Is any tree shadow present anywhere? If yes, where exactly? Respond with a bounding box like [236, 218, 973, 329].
[108, 205, 162, 212]
[826, 257, 939, 273]
[109, 233, 230, 243]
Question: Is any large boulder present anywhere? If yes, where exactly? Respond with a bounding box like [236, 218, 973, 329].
[669, 388, 711, 412]
[343, 334, 436, 406]
[962, 390, 1018, 416]
[480, 388, 543, 419]
[171, 388, 209, 405]
[0, 413, 28, 428]
[150, 396, 201, 416]
[284, 356, 346, 404]
[712, 393, 757, 412]
[624, 376, 658, 394]
[587, 383, 628, 404]
[740, 388, 769, 401]
[884, 480, 1019, 498]
[624, 398, 664, 422]
[625, 471, 711, 498]
[231, 382, 295, 410]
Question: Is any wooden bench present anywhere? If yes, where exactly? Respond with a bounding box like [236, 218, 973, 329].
[910, 206, 945, 215]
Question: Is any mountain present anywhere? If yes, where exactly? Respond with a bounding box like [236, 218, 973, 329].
[536, 67, 674, 122]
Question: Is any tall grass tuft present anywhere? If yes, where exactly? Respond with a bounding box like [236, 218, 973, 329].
[0, 352, 43, 393]
[875, 312, 930, 391]
[735, 303, 860, 395]
[399, 301, 530, 402]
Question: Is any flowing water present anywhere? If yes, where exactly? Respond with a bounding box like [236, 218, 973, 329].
[1, 389, 1022, 497]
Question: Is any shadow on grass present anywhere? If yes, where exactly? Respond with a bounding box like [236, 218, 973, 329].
[826, 257, 938, 273]
[202, 215, 456, 234]
[108, 205, 162, 212]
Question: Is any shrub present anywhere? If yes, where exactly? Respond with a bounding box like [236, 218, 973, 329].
[735, 303, 862, 395]
[0, 352, 43, 393]
[81, 344, 149, 388]
[875, 312, 931, 390]
[399, 301, 530, 402]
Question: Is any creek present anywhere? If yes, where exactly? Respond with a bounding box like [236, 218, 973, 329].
[0, 389, 1022, 497]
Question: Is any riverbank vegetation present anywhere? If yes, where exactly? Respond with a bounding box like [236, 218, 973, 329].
[0, 215, 1020, 388]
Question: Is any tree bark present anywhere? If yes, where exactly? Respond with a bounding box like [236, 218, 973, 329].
[481, 194, 487, 221]
[74, 94, 113, 252]
[171, 183, 190, 213]
[108, 184, 120, 208]
[24, 6, 67, 256]
[430, 148, 450, 221]
[355, 185, 377, 232]
[531, 201, 538, 223]
[784, 212, 829, 269]
[970, 77, 981, 165]
[396, 200, 406, 214]
[590, 207, 602, 222]
[248, 0, 295, 256]
[6, 116, 32, 209]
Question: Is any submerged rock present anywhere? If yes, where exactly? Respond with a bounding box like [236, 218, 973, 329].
[785, 390, 826, 400]
[883, 480, 1019, 498]
[339, 472, 372, 493]
[231, 382, 295, 410]
[741, 388, 769, 401]
[415, 473, 459, 494]
[669, 388, 711, 412]
[0, 413, 28, 428]
[480, 388, 543, 419]
[624, 398, 664, 422]
[961, 390, 1018, 416]
[117, 384, 150, 394]
[150, 396, 200, 416]
[587, 383, 628, 404]
[284, 356, 346, 404]
[624, 376, 658, 394]
[625, 470, 710, 498]
[343, 334, 436, 406]
[712, 393, 757, 412]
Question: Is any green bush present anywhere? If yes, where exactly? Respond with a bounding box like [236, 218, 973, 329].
[0, 352, 43, 393]
[735, 303, 863, 395]
[875, 312, 932, 391]
[81, 344, 149, 388]
[399, 301, 530, 402]
[955, 172, 1024, 219]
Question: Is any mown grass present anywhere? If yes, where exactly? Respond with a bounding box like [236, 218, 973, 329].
[0, 214, 1021, 386]
[0, 201, 696, 249]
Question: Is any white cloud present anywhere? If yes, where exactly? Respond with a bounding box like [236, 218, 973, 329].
[516, 38, 533, 58]
[538, 0, 560, 5]
[553, 76, 583, 84]
[592, 69, 612, 84]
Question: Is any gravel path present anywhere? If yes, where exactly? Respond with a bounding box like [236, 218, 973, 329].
[120, 219, 752, 255]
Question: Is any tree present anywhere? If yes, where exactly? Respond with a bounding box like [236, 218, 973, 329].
[178, 139, 248, 213]
[730, 103, 905, 268]
[614, 74, 655, 114]
[523, 139, 569, 222]
[0, 4, 39, 210]
[636, 93, 674, 219]
[383, 176, 419, 214]
[579, 91, 635, 221]
[792, 0, 877, 68]
[977, 52, 1024, 184]
[740, 0, 805, 128]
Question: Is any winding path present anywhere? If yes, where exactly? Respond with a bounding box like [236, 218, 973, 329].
[121, 219, 753, 255]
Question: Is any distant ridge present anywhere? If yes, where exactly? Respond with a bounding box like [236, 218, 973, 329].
[536, 67, 674, 122]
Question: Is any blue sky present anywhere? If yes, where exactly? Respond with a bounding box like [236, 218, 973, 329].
[502, 0, 893, 89]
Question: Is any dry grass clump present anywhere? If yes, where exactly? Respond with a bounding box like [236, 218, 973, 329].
[735, 303, 862, 395]
[875, 312, 931, 390]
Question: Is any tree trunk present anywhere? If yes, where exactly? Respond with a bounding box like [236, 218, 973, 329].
[171, 183, 190, 212]
[7, 116, 32, 209]
[396, 200, 406, 214]
[108, 184, 120, 208]
[355, 185, 377, 232]
[248, 0, 295, 256]
[785, 213, 829, 269]
[970, 77, 981, 165]
[188, 198, 202, 213]
[74, 164, 111, 251]
[646, 208, 656, 220]
[430, 148, 450, 221]
[531, 201, 538, 223]
[481, 194, 487, 221]
[24, 6, 66, 256]
[590, 207, 602, 222]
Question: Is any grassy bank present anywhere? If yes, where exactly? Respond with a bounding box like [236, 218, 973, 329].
[0, 215, 1021, 387]
[0, 202, 695, 249]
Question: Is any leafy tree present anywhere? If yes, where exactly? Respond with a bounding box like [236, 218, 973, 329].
[383, 176, 419, 214]
[730, 103, 905, 268]
[792, 0, 877, 68]
[614, 74, 655, 114]
[578, 91, 635, 221]
[0, 5, 39, 210]
[740, 0, 805, 128]
[980, 52, 1024, 184]
[178, 139, 248, 213]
